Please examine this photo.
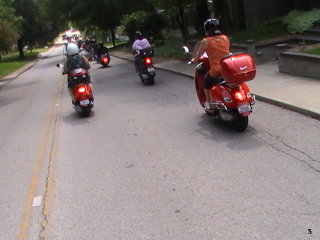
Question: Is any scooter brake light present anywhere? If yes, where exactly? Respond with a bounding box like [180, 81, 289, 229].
[234, 90, 246, 101]
[102, 57, 109, 63]
[144, 57, 152, 64]
[78, 86, 86, 93]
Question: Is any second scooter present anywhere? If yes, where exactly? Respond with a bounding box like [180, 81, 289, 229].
[134, 47, 156, 85]
[184, 45, 256, 131]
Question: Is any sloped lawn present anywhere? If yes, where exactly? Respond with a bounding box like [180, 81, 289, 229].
[0, 50, 44, 79]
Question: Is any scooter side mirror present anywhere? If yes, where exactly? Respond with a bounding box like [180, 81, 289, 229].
[182, 46, 189, 53]
[56, 64, 63, 68]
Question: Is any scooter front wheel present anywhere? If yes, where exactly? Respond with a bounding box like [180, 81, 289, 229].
[232, 116, 248, 132]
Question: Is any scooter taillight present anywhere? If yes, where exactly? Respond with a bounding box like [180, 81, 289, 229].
[102, 57, 109, 63]
[144, 57, 152, 64]
[78, 86, 86, 93]
[233, 90, 246, 101]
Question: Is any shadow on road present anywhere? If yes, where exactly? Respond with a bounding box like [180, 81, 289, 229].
[61, 109, 95, 126]
[195, 114, 262, 151]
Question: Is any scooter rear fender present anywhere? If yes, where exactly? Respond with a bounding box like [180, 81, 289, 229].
[72, 84, 93, 101]
[210, 83, 254, 109]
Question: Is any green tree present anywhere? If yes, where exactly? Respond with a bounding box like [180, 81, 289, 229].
[121, 11, 166, 43]
[51, 0, 155, 46]
[150, 0, 193, 44]
[10, 0, 61, 58]
[194, 0, 210, 34]
[0, 20, 19, 59]
[0, 0, 21, 58]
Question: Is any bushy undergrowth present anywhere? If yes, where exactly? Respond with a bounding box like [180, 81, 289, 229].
[282, 9, 320, 33]
[229, 19, 289, 43]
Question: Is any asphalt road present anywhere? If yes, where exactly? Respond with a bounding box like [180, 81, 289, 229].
[0, 46, 320, 240]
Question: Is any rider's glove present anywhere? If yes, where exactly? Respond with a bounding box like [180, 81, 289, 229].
[188, 58, 195, 65]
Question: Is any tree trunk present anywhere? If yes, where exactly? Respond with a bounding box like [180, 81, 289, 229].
[17, 38, 25, 58]
[110, 27, 116, 47]
[177, 3, 188, 45]
[195, 0, 211, 34]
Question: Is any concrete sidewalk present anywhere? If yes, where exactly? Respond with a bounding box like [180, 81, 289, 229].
[110, 49, 320, 120]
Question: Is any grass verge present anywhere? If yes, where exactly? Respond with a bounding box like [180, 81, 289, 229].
[229, 21, 290, 44]
[301, 46, 320, 55]
[0, 49, 45, 79]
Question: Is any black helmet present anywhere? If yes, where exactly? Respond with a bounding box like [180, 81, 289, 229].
[135, 31, 142, 39]
[204, 18, 221, 36]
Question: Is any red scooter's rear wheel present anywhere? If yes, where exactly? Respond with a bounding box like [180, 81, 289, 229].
[232, 116, 248, 132]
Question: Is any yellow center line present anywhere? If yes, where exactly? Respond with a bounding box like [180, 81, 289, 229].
[17, 77, 64, 240]
[40, 80, 64, 239]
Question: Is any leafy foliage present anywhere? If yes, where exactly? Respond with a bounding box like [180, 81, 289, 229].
[0, 0, 21, 54]
[0, 0, 67, 57]
[121, 11, 166, 43]
[282, 9, 320, 33]
[230, 19, 289, 43]
[0, 0, 22, 31]
[0, 20, 19, 54]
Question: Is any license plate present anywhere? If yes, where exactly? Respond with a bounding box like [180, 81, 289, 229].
[80, 99, 90, 106]
[147, 67, 155, 72]
[238, 104, 251, 114]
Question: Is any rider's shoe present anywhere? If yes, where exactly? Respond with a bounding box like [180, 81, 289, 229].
[203, 102, 211, 110]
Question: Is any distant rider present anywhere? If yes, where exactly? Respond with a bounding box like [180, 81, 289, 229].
[132, 31, 151, 72]
[96, 41, 109, 63]
[64, 34, 75, 55]
[192, 18, 230, 110]
[63, 43, 91, 99]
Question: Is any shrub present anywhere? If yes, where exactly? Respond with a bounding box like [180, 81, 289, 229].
[282, 9, 320, 33]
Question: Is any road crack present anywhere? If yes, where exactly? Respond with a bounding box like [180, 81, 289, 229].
[39, 80, 63, 240]
[254, 131, 320, 173]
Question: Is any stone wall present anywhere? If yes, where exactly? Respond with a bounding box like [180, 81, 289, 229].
[277, 52, 320, 80]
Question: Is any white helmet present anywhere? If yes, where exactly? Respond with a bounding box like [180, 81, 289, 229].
[66, 43, 79, 56]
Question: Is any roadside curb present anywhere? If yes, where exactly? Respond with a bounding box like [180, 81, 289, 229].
[147, 64, 320, 120]
[0, 61, 38, 81]
[110, 53, 320, 120]
[0, 46, 57, 88]
[253, 95, 320, 120]
[0, 61, 38, 89]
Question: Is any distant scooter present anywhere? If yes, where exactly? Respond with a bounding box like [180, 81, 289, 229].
[97, 52, 111, 67]
[183, 45, 256, 131]
[57, 64, 94, 117]
[133, 47, 156, 85]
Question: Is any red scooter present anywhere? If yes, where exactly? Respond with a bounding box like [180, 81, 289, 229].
[184, 46, 256, 131]
[57, 65, 94, 117]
